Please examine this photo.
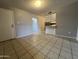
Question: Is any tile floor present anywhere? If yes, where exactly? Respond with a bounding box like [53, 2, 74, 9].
[0, 34, 78, 59]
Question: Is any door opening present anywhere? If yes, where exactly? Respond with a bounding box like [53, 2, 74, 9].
[32, 17, 39, 33]
[45, 13, 56, 35]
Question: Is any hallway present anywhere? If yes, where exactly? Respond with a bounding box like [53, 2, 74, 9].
[0, 34, 77, 59]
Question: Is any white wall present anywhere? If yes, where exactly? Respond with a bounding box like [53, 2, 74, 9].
[0, 8, 41, 41]
[56, 2, 78, 39]
[14, 8, 37, 37]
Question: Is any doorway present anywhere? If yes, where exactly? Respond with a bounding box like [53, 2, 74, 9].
[45, 13, 56, 35]
[32, 17, 39, 33]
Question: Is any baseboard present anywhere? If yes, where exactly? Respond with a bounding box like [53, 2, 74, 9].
[15, 32, 41, 38]
[0, 32, 39, 42]
[55, 34, 76, 40]
[16, 33, 33, 38]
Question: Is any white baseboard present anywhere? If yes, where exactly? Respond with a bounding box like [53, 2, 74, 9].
[15, 32, 41, 38]
[16, 33, 33, 38]
[55, 34, 76, 40]
[15, 33, 77, 41]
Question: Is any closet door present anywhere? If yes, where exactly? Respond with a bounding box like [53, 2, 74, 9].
[0, 8, 16, 42]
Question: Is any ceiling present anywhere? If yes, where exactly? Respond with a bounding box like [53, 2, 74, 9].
[0, 0, 77, 15]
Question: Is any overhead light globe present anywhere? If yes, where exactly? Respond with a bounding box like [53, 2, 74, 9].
[34, 0, 42, 8]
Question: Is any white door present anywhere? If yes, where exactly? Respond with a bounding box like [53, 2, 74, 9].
[0, 8, 16, 42]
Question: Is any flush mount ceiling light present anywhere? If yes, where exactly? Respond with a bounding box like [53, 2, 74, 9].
[30, 0, 46, 10]
[30, 0, 44, 8]
[34, 0, 42, 8]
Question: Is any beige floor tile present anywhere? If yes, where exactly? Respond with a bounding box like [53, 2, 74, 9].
[62, 47, 71, 53]
[28, 47, 39, 56]
[48, 41, 55, 45]
[17, 41, 28, 46]
[39, 42, 48, 46]
[0, 34, 78, 59]
[37, 44, 44, 48]
[71, 42, 78, 47]
[4, 46, 15, 55]
[4, 49, 15, 55]
[12, 44, 23, 50]
[56, 41, 62, 45]
[0, 57, 3, 59]
[72, 47, 78, 52]
[40, 48, 50, 55]
[72, 44, 78, 51]
[0, 42, 3, 46]
[4, 54, 17, 59]
[54, 44, 61, 49]
[11, 41, 25, 51]
[34, 52, 44, 59]
[12, 42, 21, 47]
[13, 46, 24, 52]
[21, 43, 33, 50]
[39, 43, 46, 47]
[31, 42, 39, 47]
[45, 44, 51, 49]
[44, 56, 50, 59]
[60, 50, 72, 59]
[0, 46, 3, 55]
[47, 51, 58, 59]
[63, 42, 70, 47]
[59, 55, 72, 59]
[73, 55, 78, 59]
[51, 47, 60, 54]
[20, 53, 33, 59]
[59, 56, 66, 59]
[16, 49, 26, 57]
[23, 43, 32, 48]
[64, 44, 71, 49]
[35, 45, 43, 50]
[24, 45, 34, 51]
[71, 43, 78, 56]
[18, 39, 28, 44]
[72, 50, 78, 56]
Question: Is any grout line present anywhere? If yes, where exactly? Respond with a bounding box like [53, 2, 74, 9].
[70, 41, 73, 59]
[25, 36, 49, 54]
[36, 40, 50, 54]
[44, 38, 58, 59]
[22, 38, 45, 51]
[16, 40, 34, 59]
[3, 43, 5, 59]
[17, 35, 51, 58]
[30, 37, 50, 57]
[31, 37, 53, 58]
[10, 40, 19, 59]
[58, 39, 64, 59]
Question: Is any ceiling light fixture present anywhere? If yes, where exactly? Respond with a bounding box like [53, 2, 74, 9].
[34, 0, 42, 8]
